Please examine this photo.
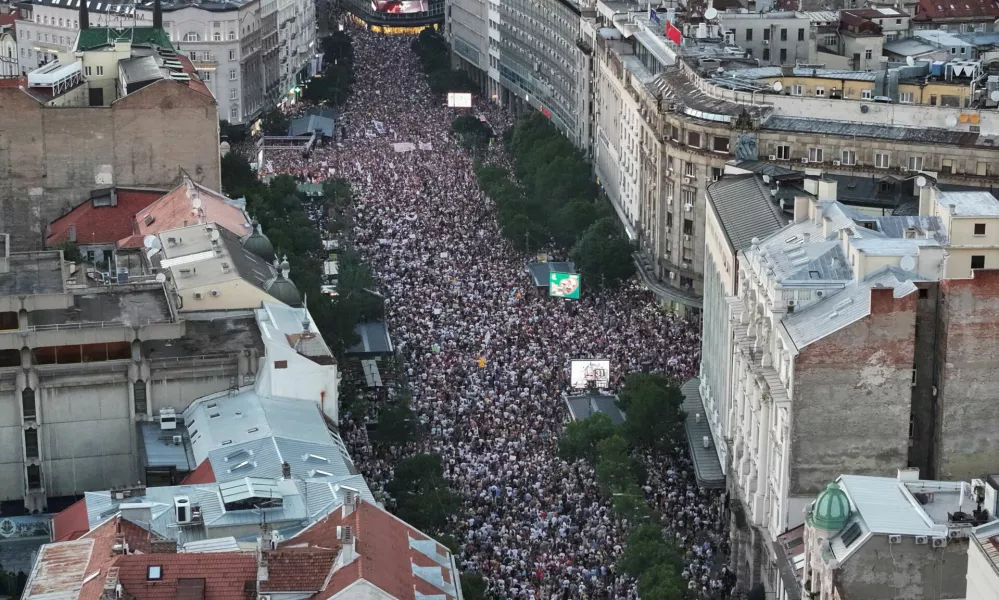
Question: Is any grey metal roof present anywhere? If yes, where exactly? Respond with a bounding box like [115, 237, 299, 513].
[22, 538, 95, 600]
[346, 321, 394, 355]
[937, 190, 999, 216]
[654, 68, 769, 121]
[838, 474, 961, 537]
[884, 38, 938, 56]
[527, 261, 575, 287]
[707, 175, 790, 251]
[564, 394, 626, 425]
[762, 115, 977, 146]
[733, 160, 804, 179]
[722, 66, 878, 82]
[119, 55, 164, 85]
[680, 379, 725, 489]
[182, 537, 240, 553]
[219, 226, 276, 291]
[139, 422, 194, 470]
[256, 303, 333, 359]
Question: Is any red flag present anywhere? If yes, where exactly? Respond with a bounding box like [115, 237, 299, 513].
[665, 21, 682, 45]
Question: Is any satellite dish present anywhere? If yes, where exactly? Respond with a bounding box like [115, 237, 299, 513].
[916, 175, 928, 188]
[900, 255, 917, 271]
[945, 115, 959, 127]
[990, 90, 999, 102]
[193, 197, 203, 210]
[772, 81, 783, 92]
[143, 235, 162, 250]
[704, 6, 718, 19]
[210, 229, 221, 242]
[860, 104, 870, 114]
[155, 272, 167, 283]
[905, 55, 914, 67]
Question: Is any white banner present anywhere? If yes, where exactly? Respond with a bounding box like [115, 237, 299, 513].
[393, 142, 416, 153]
[418, 142, 433, 150]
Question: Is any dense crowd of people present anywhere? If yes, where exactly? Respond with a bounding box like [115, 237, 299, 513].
[261, 23, 734, 600]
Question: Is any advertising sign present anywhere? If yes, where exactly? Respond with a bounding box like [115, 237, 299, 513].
[570, 359, 611, 390]
[447, 92, 473, 108]
[549, 272, 581, 299]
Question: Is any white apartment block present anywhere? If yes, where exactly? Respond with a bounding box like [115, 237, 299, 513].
[13, 0, 314, 123]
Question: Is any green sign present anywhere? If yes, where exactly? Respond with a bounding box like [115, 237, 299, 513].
[549, 272, 581, 299]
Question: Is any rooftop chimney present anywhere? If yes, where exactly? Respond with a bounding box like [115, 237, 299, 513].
[281, 461, 291, 479]
[153, 0, 163, 30]
[149, 539, 177, 554]
[79, 0, 90, 30]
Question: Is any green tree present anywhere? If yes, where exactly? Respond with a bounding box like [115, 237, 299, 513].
[386, 453, 461, 536]
[53, 241, 82, 263]
[618, 524, 683, 577]
[374, 398, 417, 446]
[616, 372, 673, 412]
[636, 566, 686, 600]
[594, 434, 638, 495]
[558, 412, 617, 464]
[460, 573, 488, 600]
[260, 108, 291, 136]
[219, 119, 248, 145]
[221, 152, 261, 199]
[452, 115, 491, 150]
[617, 374, 685, 452]
[570, 217, 636, 289]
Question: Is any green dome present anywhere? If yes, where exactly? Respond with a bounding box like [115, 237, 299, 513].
[243, 220, 276, 262]
[265, 272, 301, 306]
[810, 482, 851, 532]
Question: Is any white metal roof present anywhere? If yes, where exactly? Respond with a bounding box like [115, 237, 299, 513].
[938, 191, 999, 217]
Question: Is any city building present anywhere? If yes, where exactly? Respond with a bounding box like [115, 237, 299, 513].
[0, 24, 220, 250]
[794, 470, 997, 600]
[0, 12, 16, 76]
[693, 180, 999, 598]
[12, 0, 313, 123]
[967, 512, 999, 600]
[913, 0, 999, 32]
[715, 11, 817, 66]
[344, 0, 443, 30]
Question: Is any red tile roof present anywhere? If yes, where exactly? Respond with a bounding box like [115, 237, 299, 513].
[46, 188, 166, 247]
[0, 14, 16, 27]
[132, 179, 249, 243]
[176, 55, 214, 99]
[914, 0, 999, 20]
[283, 502, 457, 600]
[51, 497, 90, 542]
[179, 460, 217, 485]
[260, 549, 337, 592]
[115, 553, 257, 600]
[76, 518, 160, 600]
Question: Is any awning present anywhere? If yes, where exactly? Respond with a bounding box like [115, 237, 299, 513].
[680, 378, 725, 489]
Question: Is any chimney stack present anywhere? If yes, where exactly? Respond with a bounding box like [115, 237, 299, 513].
[79, 0, 90, 30]
[153, 0, 163, 30]
[281, 461, 291, 479]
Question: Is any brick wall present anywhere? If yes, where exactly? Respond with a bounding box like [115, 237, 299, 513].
[790, 288, 918, 495]
[936, 269, 999, 480]
[0, 80, 220, 250]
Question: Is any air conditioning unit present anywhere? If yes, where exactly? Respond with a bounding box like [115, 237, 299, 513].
[669, 271, 676, 279]
[172, 435, 183, 445]
[900, 166, 909, 172]
[666, 196, 673, 204]
[682, 261, 690, 269]
[684, 234, 691, 241]
[833, 160, 841, 166]
[931, 537, 947, 548]
[915, 535, 928, 545]
[801, 158, 809, 163]
[888, 535, 902, 544]
[948, 529, 962, 539]
[685, 203, 693, 211]
[210, 289, 220, 297]
[175, 496, 192, 524]
[768, 155, 776, 160]
[684, 176, 694, 183]
[194, 292, 203, 300]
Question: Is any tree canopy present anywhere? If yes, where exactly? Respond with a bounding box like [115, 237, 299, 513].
[616, 372, 686, 452]
[451, 115, 491, 150]
[617, 525, 686, 600]
[385, 453, 461, 537]
[558, 412, 617, 464]
[412, 29, 477, 96]
[570, 217, 637, 289]
[260, 108, 290, 137]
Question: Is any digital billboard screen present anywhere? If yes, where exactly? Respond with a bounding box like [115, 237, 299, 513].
[447, 92, 473, 108]
[370, 0, 429, 13]
[549, 272, 580, 299]
[570, 359, 611, 391]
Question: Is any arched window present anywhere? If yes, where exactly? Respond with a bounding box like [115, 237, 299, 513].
[213, 31, 221, 41]
[228, 31, 236, 40]
[134, 379, 147, 415]
[58, 18, 63, 26]
[22, 387, 36, 420]
[184, 32, 200, 42]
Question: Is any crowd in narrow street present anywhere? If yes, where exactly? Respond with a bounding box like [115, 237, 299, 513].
[261, 25, 735, 600]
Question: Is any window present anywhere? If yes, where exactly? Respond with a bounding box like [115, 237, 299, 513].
[147, 566, 162, 581]
[200, 51, 211, 61]
[975, 223, 987, 236]
[185, 32, 200, 42]
[841, 150, 856, 165]
[865, 48, 873, 60]
[798, 28, 804, 41]
[230, 106, 238, 119]
[907, 156, 922, 171]
[22, 388, 36, 419]
[26, 465, 41, 490]
[24, 429, 38, 460]
[780, 28, 787, 41]
[808, 147, 823, 162]
[274, 360, 288, 369]
[763, 28, 770, 41]
[229, 49, 237, 61]
[96, 65, 103, 76]
[875, 153, 890, 169]
[762, 48, 770, 61]
[200, 70, 211, 81]
[682, 188, 696, 206]
[213, 32, 222, 41]
[189, 51, 197, 60]
[899, 91, 914, 103]
[230, 89, 237, 100]
[860, 89, 872, 100]
[919, 288, 928, 299]
[58, 17, 63, 26]
[745, 28, 752, 41]
[74, 19, 78, 28]
[683, 219, 694, 235]
[713, 136, 729, 152]
[134, 380, 147, 415]
[229, 69, 237, 80]
[779, 48, 787, 62]
[930, 94, 937, 106]
[791, 84, 803, 96]
[684, 162, 695, 178]
[687, 131, 700, 147]
[941, 158, 953, 174]
[977, 162, 990, 176]
[228, 31, 236, 40]
[815, 87, 824, 97]
[84, 65, 91, 76]
[776, 144, 791, 160]
[972, 255, 986, 269]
